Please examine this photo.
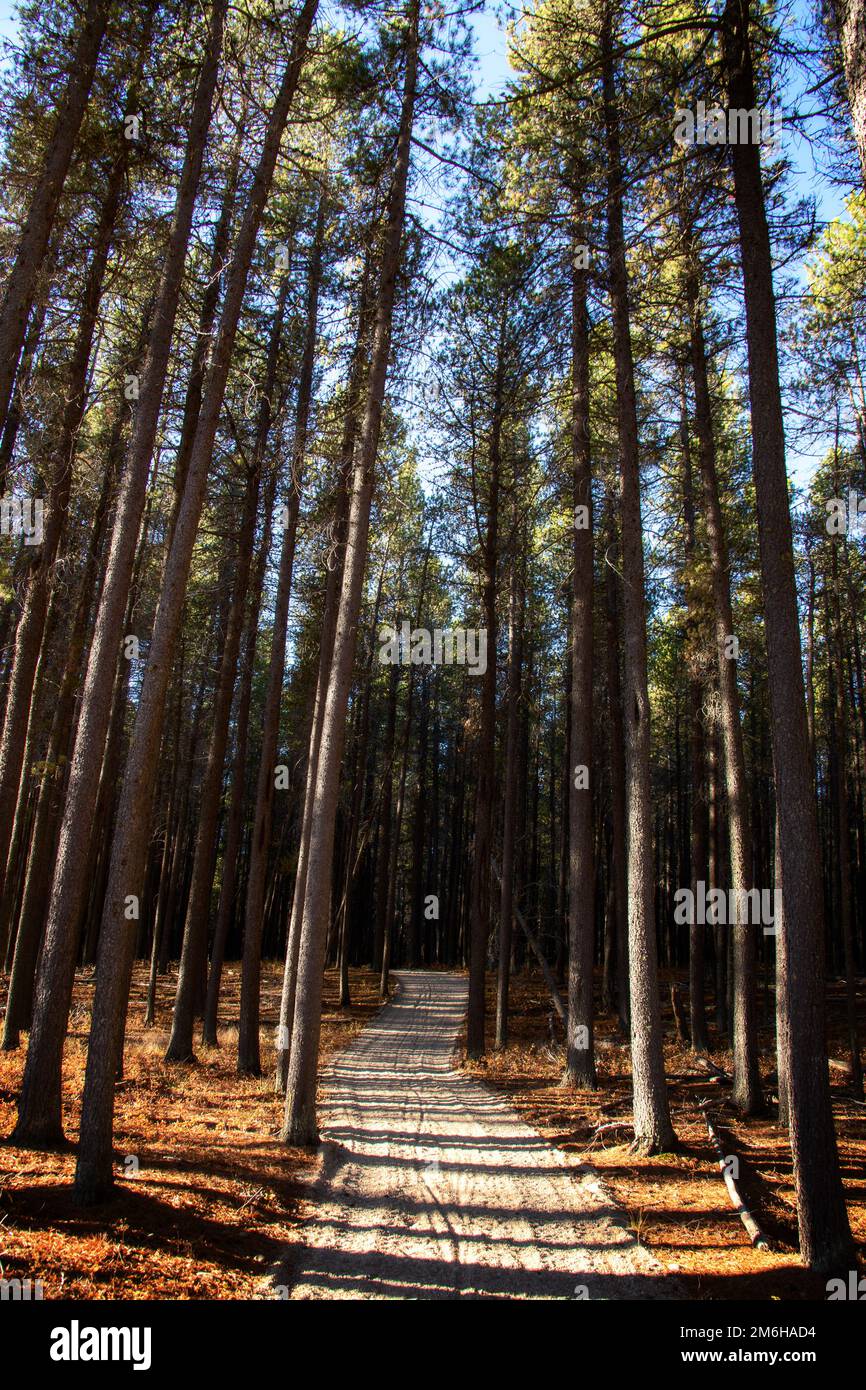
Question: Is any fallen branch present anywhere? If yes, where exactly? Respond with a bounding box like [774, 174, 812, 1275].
[694, 1054, 731, 1083]
[828, 1056, 853, 1076]
[592, 1121, 634, 1138]
[702, 1105, 769, 1251]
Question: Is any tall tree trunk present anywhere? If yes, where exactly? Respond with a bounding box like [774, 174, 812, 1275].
[273, 251, 375, 1087]
[565, 203, 595, 1088]
[373, 653, 399, 974]
[686, 260, 760, 1109]
[380, 662, 415, 997]
[680, 378, 709, 1054]
[707, 718, 727, 1035]
[603, 497, 629, 1032]
[830, 539, 864, 1097]
[495, 549, 523, 1048]
[722, 0, 854, 1272]
[282, 0, 419, 1145]
[465, 373, 501, 1060]
[71, 0, 319, 1200]
[602, 1, 675, 1153]
[337, 570, 386, 1001]
[406, 675, 428, 971]
[166, 112, 248, 545]
[202, 447, 283, 1047]
[774, 803, 790, 1128]
[379, 550, 431, 995]
[145, 678, 184, 1027]
[0, 133, 132, 911]
[0, 0, 111, 432]
[13, 0, 228, 1149]
[237, 198, 324, 1078]
[0, 278, 51, 496]
[166, 280, 288, 1063]
[2, 432, 118, 1046]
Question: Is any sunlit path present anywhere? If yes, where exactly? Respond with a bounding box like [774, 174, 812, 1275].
[277, 971, 681, 1299]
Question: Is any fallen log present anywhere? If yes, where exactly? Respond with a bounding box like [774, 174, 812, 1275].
[701, 1103, 769, 1251]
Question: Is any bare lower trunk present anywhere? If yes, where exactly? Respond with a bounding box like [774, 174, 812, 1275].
[679, 379, 709, 1054]
[237, 203, 323, 1077]
[723, 0, 853, 1272]
[72, 2, 318, 1200]
[603, 500, 629, 1032]
[282, 0, 419, 1146]
[774, 805, 790, 1128]
[686, 262, 760, 1110]
[273, 258, 375, 1085]
[602, 2, 674, 1153]
[0, 140, 129, 906]
[165, 465, 260, 1062]
[565, 206, 595, 1089]
[13, 0, 228, 1150]
[167, 282, 288, 1064]
[2, 444, 117, 1046]
[829, 541, 864, 1098]
[466, 400, 500, 1060]
[495, 555, 523, 1048]
[203, 450, 283, 1047]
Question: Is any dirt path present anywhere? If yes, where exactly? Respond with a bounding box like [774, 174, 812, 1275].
[276, 971, 680, 1299]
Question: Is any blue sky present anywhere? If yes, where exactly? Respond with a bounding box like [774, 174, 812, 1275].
[469, 4, 513, 97]
[0, 0, 16, 46]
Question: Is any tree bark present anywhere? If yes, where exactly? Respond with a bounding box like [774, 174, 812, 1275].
[166, 279, 289, 1063]
[680, 378, 709, 1054]
[686, 260, 760, 1109]
[0, 0, 110, 432]
[722, 0, 854, 1272]
[603, 497, 629, 1033]
[829, 538, 864, 1097]
[237, 199, 324, 1077]
[832, 0, 866, 183]
[565, 204, 595, 1088]
[273, 249, 376, 1087]
[13, 0, 228, 1150]
[282, 0, 419, 1145]
[495, 549, 523, 1048]
[72, 0, 318, 1200]
[2, 428, 118, 1046]
[602, 0, 675, 1153]
[0, 138, 130, 912]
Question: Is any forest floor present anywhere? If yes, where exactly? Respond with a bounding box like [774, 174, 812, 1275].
[0, 962, 863, 1299]
[0, 963, 382, 1299]
[464, 970, 866, 1300]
